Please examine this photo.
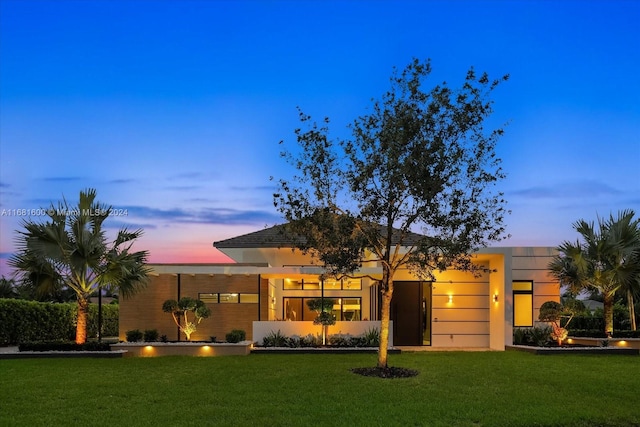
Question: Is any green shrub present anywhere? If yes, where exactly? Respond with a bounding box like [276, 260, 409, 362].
[513, 328, 528, 345]
[126, 329, 143, 342]
[300, 333, 321, 347]
[530, 326, 552, 346]
[262, 330, 288, 347]
[328, 333, 354, 347]
[143, 329, 159, 342]
[359, 327, 380, 347]
[0, 299, 118, 345]
[225, 329, 246, 343]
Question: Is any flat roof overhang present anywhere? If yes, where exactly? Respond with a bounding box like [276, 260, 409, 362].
[148, 264, 383, 279]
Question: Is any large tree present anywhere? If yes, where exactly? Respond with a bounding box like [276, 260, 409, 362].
[548, 210, 640, 336]
[273, 58, 509, 368]
[10, 188, 151, 344]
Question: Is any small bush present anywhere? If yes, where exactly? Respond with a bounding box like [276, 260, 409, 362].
[126, 329, 143, 342]
[160, 335, 168, 343]
[262, 330, 288, 347]
[359, 327, 380, 347]
[210, 336, 217, 343]
[225, 329, 246, 343]
[143, 329, 159, 342]
[300, 333, 321, 347]
[513, 328, 528, 345]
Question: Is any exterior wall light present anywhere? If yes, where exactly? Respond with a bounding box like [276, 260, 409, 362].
[448, 294, 453, 304]
[493, 294, 499, 303]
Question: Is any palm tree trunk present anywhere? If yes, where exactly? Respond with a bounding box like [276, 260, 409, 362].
[628, 290, 636, 331]
[603, 292, 614, 337]
[76, 296, 89, 344]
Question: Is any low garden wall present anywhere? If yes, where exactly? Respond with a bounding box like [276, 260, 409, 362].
[111, 341, 253, 357]
[252, 321, 393, 347]
[566, 337, 640, 349]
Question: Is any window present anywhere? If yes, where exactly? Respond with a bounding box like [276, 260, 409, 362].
[199, 293, 218, 304]
[199, 293, 258, 304]
[513, 281, 533, 327]
[282, 297, 361, 321]
[283, 278, 362, 290]
[219, 293, 239, 303]
[239, 293, 259, 303]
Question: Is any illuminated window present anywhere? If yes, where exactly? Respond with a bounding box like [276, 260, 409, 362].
[282, 297, 361, 321]
[239, 294, 259, 303]
[219, 293, 239, 303]
[342, 278, 362, 290]
[283, 279, 302, 290]
[199, 293, 218, 303]
[303, 281, 321, 290]
[199, 293, 258, 304]
[513, 281, 533, 327]
[340, 298, 361, 321]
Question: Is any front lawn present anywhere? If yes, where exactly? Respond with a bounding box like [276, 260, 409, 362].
[1, 351, 638, 426]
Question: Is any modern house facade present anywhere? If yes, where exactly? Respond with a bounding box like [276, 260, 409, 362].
[119, 225, 560, 350]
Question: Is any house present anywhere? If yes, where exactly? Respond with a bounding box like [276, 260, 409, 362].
[119, 225, 560, 349]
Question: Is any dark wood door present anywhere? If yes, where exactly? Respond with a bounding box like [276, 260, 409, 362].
[391, 281, 422, 346]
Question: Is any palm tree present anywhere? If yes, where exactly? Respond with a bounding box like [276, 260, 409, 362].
[0, 276, 18, 298]
[9, 188, 151, 344]
[548, 210, 640, 336]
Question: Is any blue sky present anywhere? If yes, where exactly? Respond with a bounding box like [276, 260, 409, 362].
[1, 0, 639, 276]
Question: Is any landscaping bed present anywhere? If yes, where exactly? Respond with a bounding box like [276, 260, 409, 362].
[112, 341, 253, 357]
[506, 344, 639, 355]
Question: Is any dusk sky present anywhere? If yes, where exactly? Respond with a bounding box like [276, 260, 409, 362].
[1, 0, 639, 277]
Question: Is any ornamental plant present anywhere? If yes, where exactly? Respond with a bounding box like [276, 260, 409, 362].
[306, 298, 336, 345]
[162, 297, 211, 341]
[539, 301, 574, 346]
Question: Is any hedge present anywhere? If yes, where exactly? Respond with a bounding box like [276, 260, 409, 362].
[0, 299, 118, 345]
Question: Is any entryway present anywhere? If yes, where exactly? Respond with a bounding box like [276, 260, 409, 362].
[390, 281, 431, 346]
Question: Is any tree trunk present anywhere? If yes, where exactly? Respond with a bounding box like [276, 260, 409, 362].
[76, 296, 89, 344]
[603, 292, 614, 337]
[628, 290, 636, 331]
[377, 273, 393, 368]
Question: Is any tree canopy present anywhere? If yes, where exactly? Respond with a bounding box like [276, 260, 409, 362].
[10, 188, 151, 343]
[549, 209, 640, 336]
[274, 58, 509, 367]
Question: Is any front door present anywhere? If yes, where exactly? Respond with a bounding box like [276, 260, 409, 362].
[390, 281, 431, 346]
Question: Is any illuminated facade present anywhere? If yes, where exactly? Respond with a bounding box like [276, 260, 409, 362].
[119, 225, 560, 349]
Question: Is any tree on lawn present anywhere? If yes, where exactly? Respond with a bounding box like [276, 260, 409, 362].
[548, 209, 640, 337]
[273, 58, 509, 368]
[10, 188, 151, 344]
[162, 297, 211, 341]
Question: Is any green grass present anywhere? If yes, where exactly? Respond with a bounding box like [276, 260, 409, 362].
[1, 352, 638, 426]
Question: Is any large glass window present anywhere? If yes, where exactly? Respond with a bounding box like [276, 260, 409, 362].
[513, 281, 533, 327]
[283, 297, 361, 321]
